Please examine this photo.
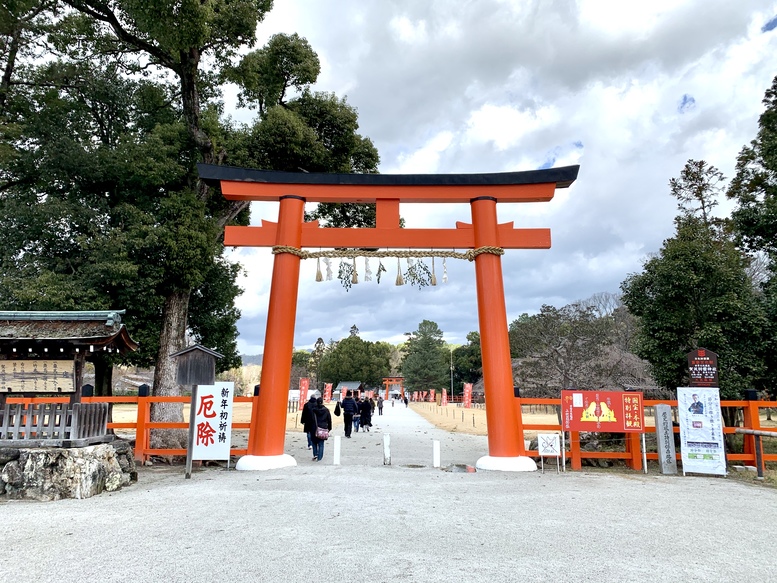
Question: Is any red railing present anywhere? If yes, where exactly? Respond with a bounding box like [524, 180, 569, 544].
[518, 398, 777, 472]
[7, 395, 777, 471]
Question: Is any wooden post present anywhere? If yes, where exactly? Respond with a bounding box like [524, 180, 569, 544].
[570, 431, 582, 470]
[185, 385, 198, 479]
[134, 395, 149, 462]
[627, 432, 642, 470]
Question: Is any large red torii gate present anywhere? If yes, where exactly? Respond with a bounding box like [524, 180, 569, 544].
[198, 163, 579, 471]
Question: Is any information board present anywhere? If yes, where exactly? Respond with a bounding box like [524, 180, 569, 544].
[677, 387, 726, 475]
[687, 348, 719, 388]
[561, 390, 645, 433]
[0, 359, 74, 393]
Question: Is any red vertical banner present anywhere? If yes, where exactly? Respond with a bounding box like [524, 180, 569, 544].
[429, 389, 436, 402]
[323, 383, 333, 402]
[299, 377, 309, 404]
[441, 389, 448, 406]
[463, 383, 473, 408]
[414, 391, 419, 401]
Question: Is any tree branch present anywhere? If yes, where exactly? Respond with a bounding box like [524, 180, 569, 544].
[61, 1, 177, 71]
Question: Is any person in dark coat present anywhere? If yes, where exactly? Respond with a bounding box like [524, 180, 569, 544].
[341, 391, 359, 438]
[377, 396, 384, 415]
[300, 395, 317, 450]
[359, 397, 373, 432]
[310, 397, 332, 461]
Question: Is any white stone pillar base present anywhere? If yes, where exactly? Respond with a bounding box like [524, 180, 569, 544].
[235, 454, 297, 471]
[475, 455, 537, 472]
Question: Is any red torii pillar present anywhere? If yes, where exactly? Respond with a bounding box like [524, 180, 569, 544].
[198, 163, 579, 471]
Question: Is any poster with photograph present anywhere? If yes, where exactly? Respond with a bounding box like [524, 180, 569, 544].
[677, 387, 726, 476]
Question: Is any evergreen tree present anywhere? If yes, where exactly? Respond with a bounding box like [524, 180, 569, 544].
[622, 161, 767, 400]
[401, 320, 449, 392]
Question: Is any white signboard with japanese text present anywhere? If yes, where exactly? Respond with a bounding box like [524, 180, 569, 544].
[677, 387, 726, 476]
[192, 382, 234, 461]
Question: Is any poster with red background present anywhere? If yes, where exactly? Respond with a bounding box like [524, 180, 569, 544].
[561, 390, 644, 433]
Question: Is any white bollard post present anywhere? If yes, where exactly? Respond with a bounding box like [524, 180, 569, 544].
[383, 434, 391, 465]
[333, 435, 341, 466]
[433, 439, 440, 468]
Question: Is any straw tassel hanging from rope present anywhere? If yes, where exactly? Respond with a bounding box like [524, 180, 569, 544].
[352, 257, 358, 284]
[431, 257, 437, 286]
[442, 257, 448, 283]
[395, 257, 404, 286]
[364, 258, 372, 282]
[316, 258, 323, 282]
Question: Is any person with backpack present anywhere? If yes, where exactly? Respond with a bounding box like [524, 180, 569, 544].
[341, 391, 359, 438]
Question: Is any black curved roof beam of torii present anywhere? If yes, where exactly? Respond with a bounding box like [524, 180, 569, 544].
[197, 163, 580, 250]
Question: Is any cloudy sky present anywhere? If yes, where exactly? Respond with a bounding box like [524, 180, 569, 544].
[224, 0, 777, 356]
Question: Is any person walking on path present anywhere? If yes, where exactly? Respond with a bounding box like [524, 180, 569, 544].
[310, 397, 332, 461]
[377, 396, 384, 415]
[341, 391, 359, 438]
[403, 396, 409, 407]
[359, 396, 373, 431]
[300, 395, 317, 450]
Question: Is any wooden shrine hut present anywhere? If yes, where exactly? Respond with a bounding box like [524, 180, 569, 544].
[0, 310, 138, 404]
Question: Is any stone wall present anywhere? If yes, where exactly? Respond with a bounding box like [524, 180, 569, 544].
[0, 440, 137, 501]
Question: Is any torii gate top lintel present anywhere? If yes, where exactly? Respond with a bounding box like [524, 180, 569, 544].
[197, 163, 579, 204]
[198, 163, 579, 250]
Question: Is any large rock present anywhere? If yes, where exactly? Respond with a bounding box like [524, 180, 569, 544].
[1, 441, 137, 501]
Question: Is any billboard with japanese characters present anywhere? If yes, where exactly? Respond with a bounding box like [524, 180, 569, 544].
[561, 390, 645, 433]
[192, 382, 234, 461]
[0, 359, 74, 393]
[677, 387, 726, 475]
[687, 348, 719, 388]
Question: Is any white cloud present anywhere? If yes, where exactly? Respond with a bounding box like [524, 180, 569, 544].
[224, 0, 777, 355]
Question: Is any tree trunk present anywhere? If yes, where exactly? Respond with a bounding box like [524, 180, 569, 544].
[150, 289, 190, 450]
[0, 23, 21, 114]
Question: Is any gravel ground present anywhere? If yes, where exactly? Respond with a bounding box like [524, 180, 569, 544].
[3, 403, 775, 583]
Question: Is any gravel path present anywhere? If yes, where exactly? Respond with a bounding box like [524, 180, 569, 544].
[3, 402, 775, 582]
